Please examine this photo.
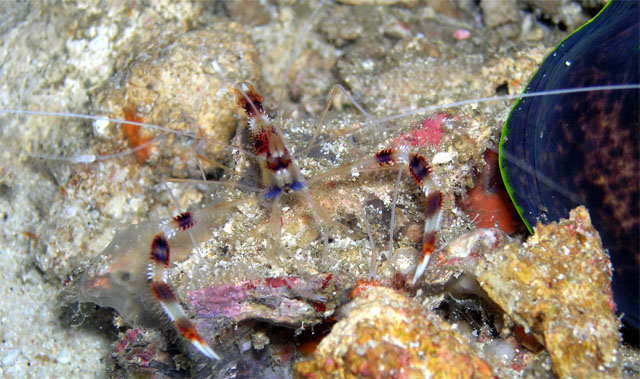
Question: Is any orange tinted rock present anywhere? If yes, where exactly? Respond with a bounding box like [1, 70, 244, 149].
[295, 287, 494, 378]
[476, 207, 622, 377]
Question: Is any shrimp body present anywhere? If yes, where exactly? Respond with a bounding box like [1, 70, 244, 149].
[234, 82, 307, 199]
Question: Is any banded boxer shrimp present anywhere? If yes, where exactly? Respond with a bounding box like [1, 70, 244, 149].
[0, 1, 634, 374]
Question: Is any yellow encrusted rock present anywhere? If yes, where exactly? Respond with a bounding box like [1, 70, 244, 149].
[295, 286, 493, 378]
[476, 206, 621, 378]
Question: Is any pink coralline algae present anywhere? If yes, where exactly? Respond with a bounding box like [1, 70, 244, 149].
[391, 113, 445, 148]
[188, 274, 341, 327]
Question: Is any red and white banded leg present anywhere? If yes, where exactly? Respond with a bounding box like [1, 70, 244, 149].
[370, 148, 443, 285]
[148, 232, 219, 360]
[308, 146, 443, 283]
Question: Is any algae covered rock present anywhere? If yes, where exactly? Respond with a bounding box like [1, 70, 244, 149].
[295, 286, 493, 378]
[476, 206, 622, 377]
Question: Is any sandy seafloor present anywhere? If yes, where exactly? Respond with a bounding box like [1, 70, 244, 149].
[0, 0, 637, 377]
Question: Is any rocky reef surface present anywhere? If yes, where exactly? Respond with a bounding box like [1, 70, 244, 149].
[0, 0, 637, 377]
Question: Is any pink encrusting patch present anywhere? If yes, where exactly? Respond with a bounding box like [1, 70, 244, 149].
[265, 277, 296, 289]
[391, 114, 445, 148]
[453, 29, 471, 40]
[188, 284, 250, 319]
[187, 275, 339, 325]
[114, 329, 141, 354]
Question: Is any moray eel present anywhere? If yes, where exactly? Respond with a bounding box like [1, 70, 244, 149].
[499, 0, 639, 335]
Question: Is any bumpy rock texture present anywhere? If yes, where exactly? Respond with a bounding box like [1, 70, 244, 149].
[94, 24, 262, 176]
[1, 0, 636, 377]
[295, 287, 494, 378]
[418, 207, 624, 377]
[476, 207, 622, 377]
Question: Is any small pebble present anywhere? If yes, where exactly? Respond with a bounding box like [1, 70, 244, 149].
[432, 151, 453, 164]
[58, 349, 71, 364]
[2, 349, 20, 366]
[454, 29, 471, 40]
[485, 340, 516, 363]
